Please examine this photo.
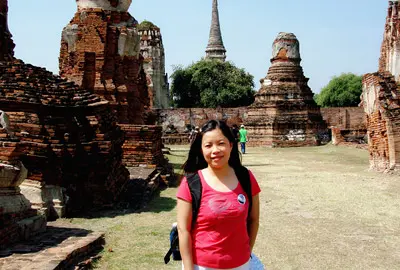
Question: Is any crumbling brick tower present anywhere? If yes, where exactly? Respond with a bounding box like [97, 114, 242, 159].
[60, 0, 167, 169]
[246, 32, 327, 147]
[361, 0, 400, 173]
[59, 0, 150, 124]
[138, 21, 170, 109]
[0, 0, 130, 218]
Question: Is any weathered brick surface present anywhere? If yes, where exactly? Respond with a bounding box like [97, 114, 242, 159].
[0, 221, 105, 270]
[59, 4, 150, 124]
[156, 107, 247, 131]
[0, 62, 130, 211]
[0, 209, 39, 247]
[379, 1, 400, 78]
[246, 33, 327, 147]
[156, 107, 247, 145]
[362, 72, 400, 172]
[321, 107, 367, 144]
[0, 0, 130, 218]
[120, 124, 164, 168]
[361, 1, 400, 173]
[157, 107, 368, 146]
[59, 1, 170, 201]
[320, 107, 366, 130]
[139, 23, 169, 109]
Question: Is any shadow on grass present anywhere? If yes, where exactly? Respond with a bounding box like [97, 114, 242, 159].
[139, 195, 177, 214]
[69, 189, 178, 219]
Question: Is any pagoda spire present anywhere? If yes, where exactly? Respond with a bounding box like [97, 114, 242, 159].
[0, 0, 15, 61]
[205, 0, 226, 61]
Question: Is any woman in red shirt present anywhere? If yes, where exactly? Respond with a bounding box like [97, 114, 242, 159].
[177, 120, 261, 270]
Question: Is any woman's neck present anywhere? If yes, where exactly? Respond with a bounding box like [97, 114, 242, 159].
[206, 165, 232, 178]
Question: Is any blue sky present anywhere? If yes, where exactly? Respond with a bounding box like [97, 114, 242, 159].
[9, 0, 387, 93]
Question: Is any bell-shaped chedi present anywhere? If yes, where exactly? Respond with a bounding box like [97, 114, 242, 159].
[60, 0, 150, 124]
[0, 0, 129, 218]
[361, 0, 400, 173]
[246, 32, 327, 147]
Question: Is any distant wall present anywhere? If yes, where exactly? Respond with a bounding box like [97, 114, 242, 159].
[320, 107, 366, 130]
[155, 107, 247, 132]
[156, 107, 365, 131]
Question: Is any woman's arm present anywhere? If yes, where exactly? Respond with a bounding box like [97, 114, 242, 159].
[177, 198, 194, 270]
[247, 194, 260, 252]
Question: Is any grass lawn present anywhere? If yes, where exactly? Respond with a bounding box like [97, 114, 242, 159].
[67, 144, 400, 270]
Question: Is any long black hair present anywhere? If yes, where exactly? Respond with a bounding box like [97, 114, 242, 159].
[183, 120, 242, 173]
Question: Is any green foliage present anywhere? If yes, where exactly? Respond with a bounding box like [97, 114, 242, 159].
[315, 73, 363, 107]
[170, 60, 255, 108]
[138, 20, 158, 31]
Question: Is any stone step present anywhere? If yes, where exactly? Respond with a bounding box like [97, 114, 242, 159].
[0, 221, 105, 270]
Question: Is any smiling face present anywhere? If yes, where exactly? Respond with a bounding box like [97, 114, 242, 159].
[201, 128, 233, 170]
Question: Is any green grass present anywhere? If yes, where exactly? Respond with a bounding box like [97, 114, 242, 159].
[66, 144, 400, 270]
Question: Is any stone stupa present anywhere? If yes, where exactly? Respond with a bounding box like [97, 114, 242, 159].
[246, 32, 327, 147]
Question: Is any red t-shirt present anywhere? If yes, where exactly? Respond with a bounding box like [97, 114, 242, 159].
[176, 169, 261, 269]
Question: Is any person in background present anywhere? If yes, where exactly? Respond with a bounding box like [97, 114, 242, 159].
[239, 124, 248, 154]
[177, 120, 261, 270]
[231, 124, 239, 144]
[189, 126, 200, 144]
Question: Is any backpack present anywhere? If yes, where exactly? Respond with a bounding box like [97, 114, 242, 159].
[164, 166, 252, 264]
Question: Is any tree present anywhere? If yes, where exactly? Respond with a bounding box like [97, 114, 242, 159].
[170, 60, 255, 108]
[314, 73, 363, 107]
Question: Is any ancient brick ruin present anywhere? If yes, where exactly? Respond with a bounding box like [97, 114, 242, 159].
[361, 1, 400, 173]
[157, 106, 367, 146]
[0, 0, 46, 247]
[59, 0, 149, 125]
[246, 32, 327, 147]
[0, 115, 46, 247]
[138, 21, 170, 109]
[59, 0, 166, 171]
[320, 107, 366, 145]
[0, 0, 131, 220]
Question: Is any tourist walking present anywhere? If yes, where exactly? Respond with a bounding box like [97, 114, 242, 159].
[177, 120, 261, 270]
[239, 124, 248, 154]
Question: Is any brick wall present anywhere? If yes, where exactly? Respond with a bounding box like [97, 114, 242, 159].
[320, 107, 366, 130]
[156, 107, 365, 145]
[362, 72, 400, 172]
[120, 125, 164, 168]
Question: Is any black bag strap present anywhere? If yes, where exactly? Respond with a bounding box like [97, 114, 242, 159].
[164, 234, 179, 264]
[186, 172, 202, 228]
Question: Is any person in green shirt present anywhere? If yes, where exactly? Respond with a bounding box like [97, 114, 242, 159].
[238, 124, 248, 154]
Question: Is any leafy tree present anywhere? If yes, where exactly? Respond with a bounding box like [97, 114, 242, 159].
[170, 60, 255, 108]
[315, 73, 363, 107]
